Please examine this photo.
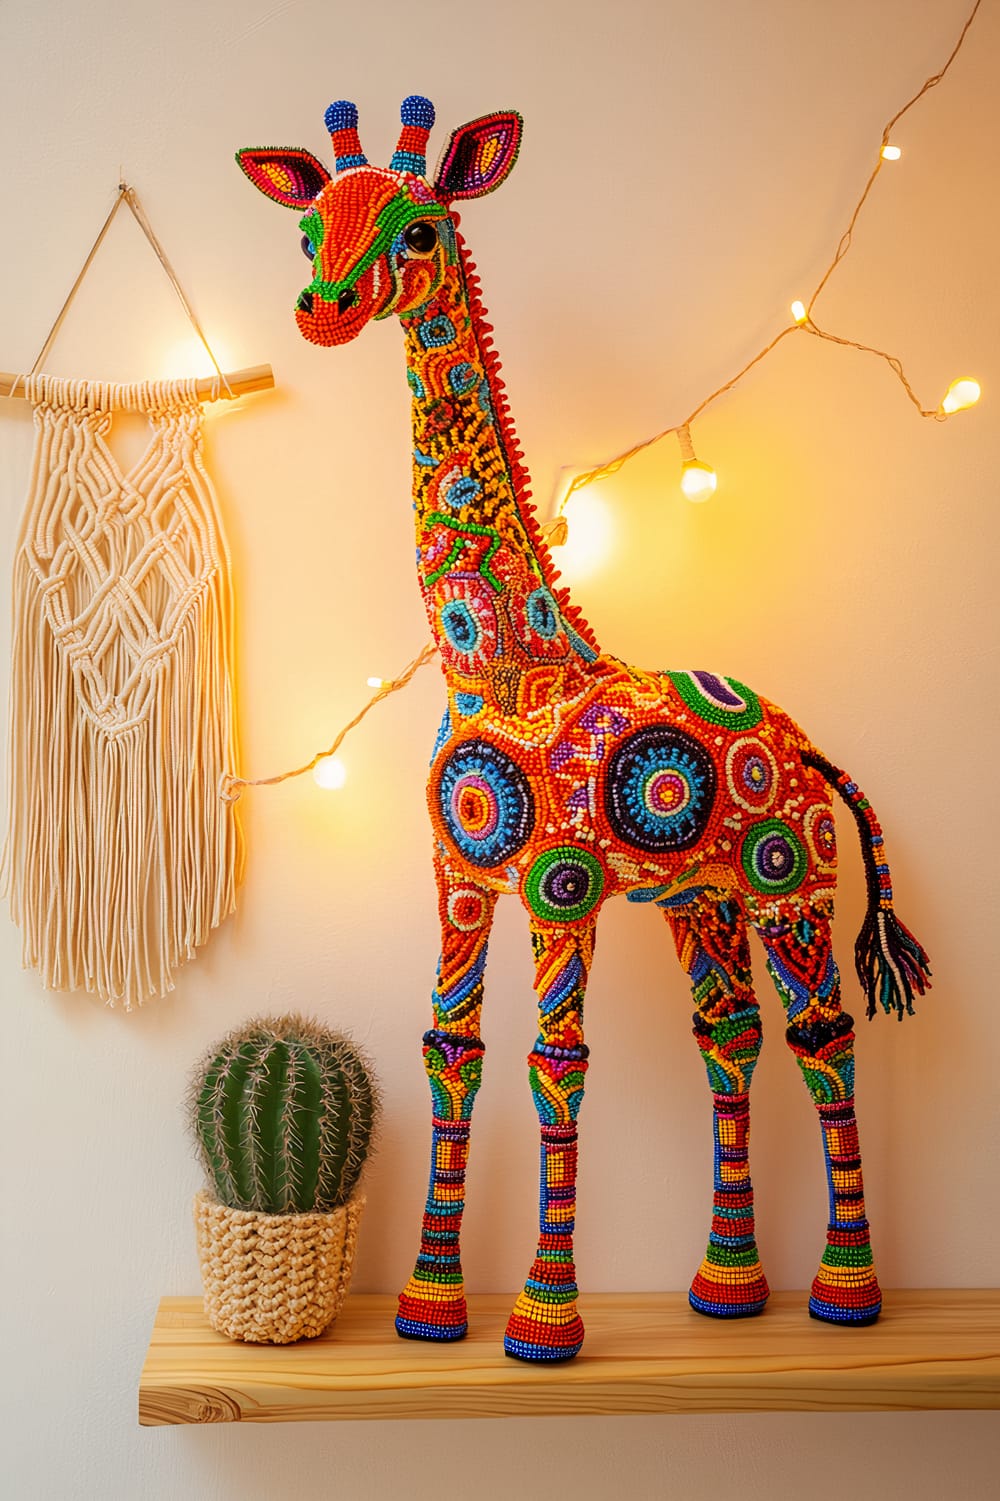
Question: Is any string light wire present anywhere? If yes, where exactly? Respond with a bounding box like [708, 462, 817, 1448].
[559, 0, 982, 511]
[225, 0, 983, 799]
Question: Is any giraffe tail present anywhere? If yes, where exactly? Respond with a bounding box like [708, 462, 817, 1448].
[801, 749, 931, 1020]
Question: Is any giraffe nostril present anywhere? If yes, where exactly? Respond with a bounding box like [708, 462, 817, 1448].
[338, 287, 358, 314]
[297, 290, 314, 314]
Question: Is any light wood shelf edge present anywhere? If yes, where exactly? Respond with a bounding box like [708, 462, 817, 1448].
[138, 1290, 1000, 1424]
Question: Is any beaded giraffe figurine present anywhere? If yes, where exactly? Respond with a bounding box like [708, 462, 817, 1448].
[237, 96, 931, 1363]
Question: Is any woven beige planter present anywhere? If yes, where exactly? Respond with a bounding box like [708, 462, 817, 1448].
[194, 1189, 364, 1344]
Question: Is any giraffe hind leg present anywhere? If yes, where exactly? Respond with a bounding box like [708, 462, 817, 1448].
[756, 902, 882, 1324]
[665, 895, 770, 1318]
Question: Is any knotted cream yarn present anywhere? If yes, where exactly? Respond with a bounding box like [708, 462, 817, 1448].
[2, 374, 243, 1006]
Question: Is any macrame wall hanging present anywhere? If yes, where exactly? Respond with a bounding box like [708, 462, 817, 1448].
[0, 185, 273, 1008]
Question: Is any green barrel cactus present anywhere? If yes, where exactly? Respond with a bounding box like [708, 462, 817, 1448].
[189, 1014, 379, 1214]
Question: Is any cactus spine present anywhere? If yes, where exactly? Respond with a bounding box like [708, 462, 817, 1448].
[190, 1014, 379, 1214]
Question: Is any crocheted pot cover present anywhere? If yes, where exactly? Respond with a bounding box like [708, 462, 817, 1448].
[194, 1190, 363, 1344]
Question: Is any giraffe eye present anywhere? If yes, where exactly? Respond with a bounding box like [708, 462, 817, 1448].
[301, 235, 316, 259]
[403, 221, 438, 256]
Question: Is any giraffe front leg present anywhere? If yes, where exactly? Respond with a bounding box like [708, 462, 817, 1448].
[504, 922, 594, 1363]
[666, 896, 769, 1318]
[395, 871, 497, 1343]
[757, 904, 882, 1325]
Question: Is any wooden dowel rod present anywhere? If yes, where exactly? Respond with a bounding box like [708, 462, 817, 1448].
[0, 363, 275, 402]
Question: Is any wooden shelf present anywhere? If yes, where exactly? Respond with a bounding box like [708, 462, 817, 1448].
[139, 1289, 1000, 1424]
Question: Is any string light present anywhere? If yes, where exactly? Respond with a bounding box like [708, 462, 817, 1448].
[313, 755, 348, 790]
[940, 377, 981, 414]
[222, 0, 984, 806]
[677, 425, 718, 503]
[554, 0, 981, 522]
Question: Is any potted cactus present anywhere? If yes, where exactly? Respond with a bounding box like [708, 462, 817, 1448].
[188, 1014, 379, 1344]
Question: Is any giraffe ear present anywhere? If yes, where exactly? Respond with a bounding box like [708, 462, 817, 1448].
[236, 148, 332, 208]
[433, 112, 523, 201]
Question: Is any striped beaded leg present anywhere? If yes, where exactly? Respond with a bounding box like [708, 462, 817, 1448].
[757, 904, 882, 1325]
[396, 872, 496, 1343]
[505, 924, 593, 1363]
[667, 898, 769, 1317]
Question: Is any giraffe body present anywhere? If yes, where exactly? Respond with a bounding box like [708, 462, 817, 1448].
[239, 96, 931, 1360]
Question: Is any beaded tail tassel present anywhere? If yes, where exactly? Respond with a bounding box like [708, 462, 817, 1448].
[397, 881, 494, 1342]
[759, 905, 882, 1324]
[668, 898, 769, 1317]
[505, 926, 592, 1362]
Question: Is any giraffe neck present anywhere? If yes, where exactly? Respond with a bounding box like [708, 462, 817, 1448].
[402, 226, 600, 717]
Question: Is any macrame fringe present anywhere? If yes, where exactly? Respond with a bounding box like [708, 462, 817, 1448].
[2, 377, 243, 1007]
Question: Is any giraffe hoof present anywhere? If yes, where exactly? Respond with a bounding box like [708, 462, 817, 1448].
[689, 1257, 770, 1318]
[396, 1314, 469, 1341]
[504, 1294, 585, 1361]
[808, 1301, 881, 1326]
[689, 1290, 769, 1319]
[808, 1283, 882, 1325]
[396, 1283, 469, 1340]
[809, 1259, 882, 1324]
[503, 1324, 584, 1363]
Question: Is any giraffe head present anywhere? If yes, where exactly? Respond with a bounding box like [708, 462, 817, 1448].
[237, 97, 523, 347]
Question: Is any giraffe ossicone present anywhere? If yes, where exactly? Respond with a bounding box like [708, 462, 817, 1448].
[238, 96, 931, 1360]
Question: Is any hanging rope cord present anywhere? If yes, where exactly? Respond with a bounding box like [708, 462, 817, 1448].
[6, 182, 233, 399]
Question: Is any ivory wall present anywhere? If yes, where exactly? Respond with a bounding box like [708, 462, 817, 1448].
[1, 1, 997, 1495]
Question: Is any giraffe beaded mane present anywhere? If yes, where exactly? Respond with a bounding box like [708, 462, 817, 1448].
[238, 96, 931, 1361]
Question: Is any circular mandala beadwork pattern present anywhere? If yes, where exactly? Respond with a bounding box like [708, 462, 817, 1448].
[447, 886, 491, 931]
[437, 740, 534, 868]
[803, 803, 838, 873]
[605, 725, 717, 853]
[741, 818, 808, 895]
[669, 670, 762, 731]
[524, 846, 605, 923]
[725, 736, 779, 813]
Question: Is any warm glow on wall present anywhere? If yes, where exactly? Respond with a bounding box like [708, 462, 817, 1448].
[159, 334, 235, 380]
[556, 489, 615, 580]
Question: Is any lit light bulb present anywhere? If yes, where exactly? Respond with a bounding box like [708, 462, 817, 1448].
[313, 755, 347, 790]
[680, 461, 718, 503]
[881, 144, 902, 161]
[366, 676, 385, 689]
[940, 377, 981, 415]
[791, 300, 808, 324]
